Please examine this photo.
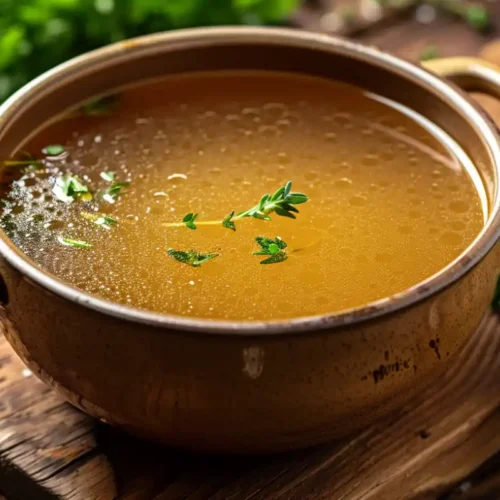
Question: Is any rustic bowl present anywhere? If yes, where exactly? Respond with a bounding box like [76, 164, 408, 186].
[0, 28, 500, 453]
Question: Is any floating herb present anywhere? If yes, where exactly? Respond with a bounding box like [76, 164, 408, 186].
[167, 249, 219, 267]
[81, 211, 117, 229]
[182, 212, 198, 230]
[100, 180, 130, 204]
[52, 174, 92, 203]
[80, 94, 119, 117]
[42, 144, 65, 156]
[57, 236, 92, 249]
[2, 151, 42, 170]
[2, 159, 41, 168]
[164, 181, 308, 230]
[100, 171, 115, 182]
[237, 181, 308, 221]
[1, 213, 16, 236]
[222, 211, 236, 231]
[253, 236, 288, 265]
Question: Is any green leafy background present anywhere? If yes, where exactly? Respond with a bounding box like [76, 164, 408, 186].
[0, 0, 299, 102]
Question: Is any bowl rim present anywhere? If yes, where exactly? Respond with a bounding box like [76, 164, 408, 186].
[0, 26, 499, 336]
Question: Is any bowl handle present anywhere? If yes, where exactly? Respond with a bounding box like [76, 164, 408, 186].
[423, 57, 500, 98]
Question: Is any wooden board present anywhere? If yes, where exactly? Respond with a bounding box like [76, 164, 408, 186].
[2, 3, 500, 499]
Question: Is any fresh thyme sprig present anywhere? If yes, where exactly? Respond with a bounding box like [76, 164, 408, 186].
[163, 181, 308, 231]
[2, 145, 66, 170]
[253, 236, 288, 264]
[167, 249, 219, 267]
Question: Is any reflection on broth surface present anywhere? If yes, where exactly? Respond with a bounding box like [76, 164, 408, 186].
[0, 71, 485, 320]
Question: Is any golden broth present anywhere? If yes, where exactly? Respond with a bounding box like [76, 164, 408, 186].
[1, 71, 485, 320]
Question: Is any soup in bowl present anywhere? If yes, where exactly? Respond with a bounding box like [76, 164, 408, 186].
[0, 28, 499, 452]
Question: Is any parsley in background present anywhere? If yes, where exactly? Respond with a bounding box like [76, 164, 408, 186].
[0, 0, 300, 102]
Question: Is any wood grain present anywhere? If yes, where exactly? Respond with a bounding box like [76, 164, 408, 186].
[1, 4, 500, 499]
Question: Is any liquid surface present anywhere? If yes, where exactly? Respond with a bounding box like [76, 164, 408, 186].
[1, 71, 485, 320]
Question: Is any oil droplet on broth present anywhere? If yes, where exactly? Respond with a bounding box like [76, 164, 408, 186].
[1, 71, 485, 321]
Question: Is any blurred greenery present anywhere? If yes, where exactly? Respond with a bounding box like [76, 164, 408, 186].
[0, 0, 300, 102]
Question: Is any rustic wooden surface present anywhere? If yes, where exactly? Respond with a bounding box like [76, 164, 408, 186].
[2, 3, 500, 499]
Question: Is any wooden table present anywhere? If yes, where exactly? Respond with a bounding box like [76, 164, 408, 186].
[2, 3, 500, 499]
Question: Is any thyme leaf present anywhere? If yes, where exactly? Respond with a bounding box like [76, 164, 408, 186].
[167, 248, 219, 267]
[222, 211, 236, 231]
[57, 236, 92, 249]
[253, 236, 288, 264]
[182, 212, 198, 230]
[81, 211, 117, 229]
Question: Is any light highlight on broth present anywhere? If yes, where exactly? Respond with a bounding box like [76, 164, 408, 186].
[1, 71, 485, 320]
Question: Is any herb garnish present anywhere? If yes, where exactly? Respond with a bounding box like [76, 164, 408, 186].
[167, 249, 219, 267]
[222, 211, 236, 231]
[42, 144, 65, 156]
[3, 151, 41, 168]
[165, 181, 308, 230]
[182, 213, 198, 230]
[253, 236, 288, 264]
[52, 174, 92, 203]
[2, 146, 65, 170]
[80, 94, 119, 116]
[100, 171, 115, 182]
[57, 236, 92, 249]
[99, 178, 130, 204]
[81, 211, 117, 229]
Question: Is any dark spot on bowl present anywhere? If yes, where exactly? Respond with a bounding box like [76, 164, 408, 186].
[417, 429, 431, 439]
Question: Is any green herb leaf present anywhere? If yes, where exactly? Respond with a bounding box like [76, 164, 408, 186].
[237, 181, 308, 221]
[80, 94, 119, 116]
[182, 212, 198, 230]
[81, 211, 117, 229]
[222, 211, 236, 231]
[167, 248, 219, 267]
[42, 144, 65, 156]
[253, 236, 288, 264]
[3, 159, 42, 168]
[100, 180, 130, 204]
[57, 236, 92, 249]
[100, 171, 115, 182]
[1, 213, 16, 236]
[52, 173, 91, 203]
[3, 151, 42, 170]
[260, 252, 288, 265]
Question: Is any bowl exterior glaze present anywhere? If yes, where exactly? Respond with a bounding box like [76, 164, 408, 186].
[0, 28, 499, 453]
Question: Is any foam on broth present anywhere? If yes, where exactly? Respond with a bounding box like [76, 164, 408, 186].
[0, 71, 485, 320]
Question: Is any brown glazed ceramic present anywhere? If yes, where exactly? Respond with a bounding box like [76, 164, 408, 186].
[0, 28, 500, 453]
